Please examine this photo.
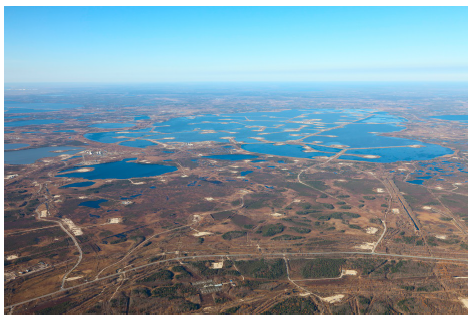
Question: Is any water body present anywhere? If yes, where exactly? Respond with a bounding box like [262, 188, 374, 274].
[84, 109, 454, 163]
[134, 115, 150, 121]
[340, 144, 453, 163]
[119, 140, 157, 148]
[241, 170, 253, 176]
[79, 199, 108, 208]
[55, 158, 177, 179]
[429, 115, 468, 123]
[202, 154, 258, 161]
[4, 101, 83, 114]
[60, 181, 96, 188]
[4, 143, 30, 150]
[5, 146, 85, 164]
[242, 143, 333, 159]
[407, 180, 424, 185]
[5, 119, 64, 127]
[121, 193, 142, 200]
[53, 130, 76, 133]
[89, 123, 136, 129]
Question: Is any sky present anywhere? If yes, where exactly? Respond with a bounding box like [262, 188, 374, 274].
[4, 6, 468, 83]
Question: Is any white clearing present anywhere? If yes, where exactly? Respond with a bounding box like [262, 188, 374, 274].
[392, 208, 400, 214]
[65, 276, 83, 281]
[211, 261, 224, 269]
[6, 255, 19, 260]
[205, 197, 214, 201]
[193, 232, 212, 237]
[109, 218, 122, 224]
[322, 294, 345, 303]
[435, 235, 447, 240]
[271, 213, 283, 217]
[365, 227, 379, 235]
[62, 218, 83, 236]
[355, 242, 376, 250]
[299, 292, 311, 297]
[459, 298, 468, 309]
[40, 210, 48, 218]
[422, 206, 432, 210]
[376, 188, 385, 193]
[342, 269, 357, 276]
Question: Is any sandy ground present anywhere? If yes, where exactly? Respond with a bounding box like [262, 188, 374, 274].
[62, 218, 83, 236]
[211, 261, 224, 269]
[192, 232, 212, 237]
[354, 242, 376, 250]
[73, 168, 93, 173]
[322, 294, 345, 303]
[40, 210, 48, 218]
[6, 255, 18, 260]
[365, 227, 379, 234]
[65, 276, 84, 281]
[361, 155, 379, 159]
[342, 270, 357, 276]
[459, 298, 468, 309]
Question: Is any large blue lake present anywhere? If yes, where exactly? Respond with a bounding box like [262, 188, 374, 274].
[429, 115, 468, 123]
[56, 158, 177, 179]
[4, 146, 85, 164]
[84, 109, 453, 163]
[4, 101, 83, 114]
[5, 119, 64, 127]
[4, 143, 30, 150]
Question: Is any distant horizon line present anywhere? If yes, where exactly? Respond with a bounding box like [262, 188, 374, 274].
[4, 80, 469, 85]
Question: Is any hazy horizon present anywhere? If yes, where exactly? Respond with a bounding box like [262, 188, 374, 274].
[5, 6, 468, 83]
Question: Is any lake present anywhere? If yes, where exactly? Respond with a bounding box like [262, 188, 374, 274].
[79, 199, 108, 208]
[4, 101, 83, 114]
[55, 158, 177, 179]
[5, 119, 64, 127]
[5, 146, 85, 164]
[429, 115, 468, 123]
[84, 109, 454, 163]
[4, 143, 30, 150]
[60, 181, 96, 188]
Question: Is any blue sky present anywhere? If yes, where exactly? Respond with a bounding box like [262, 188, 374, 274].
[4, 6, 468, 82]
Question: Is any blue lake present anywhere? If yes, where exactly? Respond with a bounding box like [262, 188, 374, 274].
[407, 180, 424, 185]
[89, 123, 136, 129]
[4, 143, 30, 150]
[79, 199, 108, 208]
[84, 109, 454, 163]
[119, 140, 157, 148]
[5, 146, 85, 164]
[134, 115, 150, 121]
[5, 119, 64, 127]
[60, 181, 96, 188]
[241, 171, 253, 176]
[56, 158, 177, 179]
[53, 130, 76, 133]
[429, 115, 468, 123]
[4, 102, 83, 114]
